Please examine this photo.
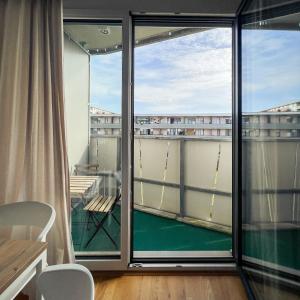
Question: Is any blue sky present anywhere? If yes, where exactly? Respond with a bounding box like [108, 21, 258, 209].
[242, 29, 300, 112]
[90, 27, 300, 114]
[90, 51, 122, 113]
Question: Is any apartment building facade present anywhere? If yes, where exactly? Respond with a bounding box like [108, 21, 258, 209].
[90, 102, 300, 138]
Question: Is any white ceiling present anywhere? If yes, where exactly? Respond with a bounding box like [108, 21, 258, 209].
[64, 25, 209, 54]
[243, 11, 300, 30]
[64, 24, 123, 53]
[271, 12, 300, 30]
[63, 0, 300, 54]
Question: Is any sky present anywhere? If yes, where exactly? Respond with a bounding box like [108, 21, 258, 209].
[90, 27, 300, 114]
[242, 29, 300, 112]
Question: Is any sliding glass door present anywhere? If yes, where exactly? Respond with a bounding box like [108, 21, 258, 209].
[132, 22, 234, 259]
[62, 16, 237, 268]
[241, 1, 300, 298]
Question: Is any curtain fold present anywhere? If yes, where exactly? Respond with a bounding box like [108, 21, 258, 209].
[0, 0, 74, 264]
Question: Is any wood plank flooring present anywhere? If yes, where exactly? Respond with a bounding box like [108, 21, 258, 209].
[94, 274, 248, 300]
[16, 273, 247, 300]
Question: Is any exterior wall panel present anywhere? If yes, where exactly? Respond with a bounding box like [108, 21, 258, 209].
[64, 36, 90, 171]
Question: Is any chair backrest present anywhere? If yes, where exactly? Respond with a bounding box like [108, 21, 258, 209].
[0, 201, 56, 241]
[74, 164, 99, 175]
[37, 264, 94, 300]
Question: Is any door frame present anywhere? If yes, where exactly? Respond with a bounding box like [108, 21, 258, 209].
[64, 9, 240, 271]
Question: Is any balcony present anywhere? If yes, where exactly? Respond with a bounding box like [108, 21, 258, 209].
[71, 134, 232, 255]
[69, 126, 300, 269]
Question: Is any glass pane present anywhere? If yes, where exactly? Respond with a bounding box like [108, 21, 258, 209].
[63, 23, 122, 256]
[241, 2, 300, 299]
[133, 25, 233, 257]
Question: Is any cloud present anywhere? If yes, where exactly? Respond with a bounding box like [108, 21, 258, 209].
[89, 28, 234, 114]
[134, 28, 232, 114]
[90, 27, 300, 115]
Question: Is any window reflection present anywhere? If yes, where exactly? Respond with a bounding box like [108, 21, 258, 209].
[242, 3, 300, 299]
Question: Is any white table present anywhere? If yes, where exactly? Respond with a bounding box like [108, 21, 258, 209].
[0, 239, 47, 300]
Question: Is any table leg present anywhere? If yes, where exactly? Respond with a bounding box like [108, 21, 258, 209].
[32, 251, 47, 300]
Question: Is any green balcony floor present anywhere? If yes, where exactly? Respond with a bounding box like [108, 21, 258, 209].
[243, 228, 300, 270]
[71, 204, 231, 252]
[71, 205, 299, 271]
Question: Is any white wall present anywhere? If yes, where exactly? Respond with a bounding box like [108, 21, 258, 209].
[64, 36, 90, 171]
[63, 0, 241, 16]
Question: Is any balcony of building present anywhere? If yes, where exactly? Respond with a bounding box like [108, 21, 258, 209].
[70, 134, 233, 255]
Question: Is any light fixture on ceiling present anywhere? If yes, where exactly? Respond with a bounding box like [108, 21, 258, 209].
[259, 20, 268, 26]
[98, 26, 111, 35]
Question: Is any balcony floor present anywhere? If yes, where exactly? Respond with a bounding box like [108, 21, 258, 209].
[71, 204, 232, 252]
[243, 227, 300, 270]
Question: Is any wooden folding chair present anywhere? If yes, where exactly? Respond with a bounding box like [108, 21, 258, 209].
[83, 193, 121, 248]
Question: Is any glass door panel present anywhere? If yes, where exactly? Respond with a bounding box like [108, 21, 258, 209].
[133, 24, 233, 258]
[241, 1, 300, 298]
[63, 22, 122, 256]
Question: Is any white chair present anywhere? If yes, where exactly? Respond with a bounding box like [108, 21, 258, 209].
[0, 201, 56, 242]
[37, 264, 94, 300]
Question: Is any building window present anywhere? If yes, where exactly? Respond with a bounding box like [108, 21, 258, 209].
[187, 117, 196, 124]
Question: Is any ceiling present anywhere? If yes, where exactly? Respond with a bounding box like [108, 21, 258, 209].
[65, 10, 300, 55]
[64, 25, 209, 55]
[63, 0, 300, 53]
[64, 24, 123, 54]
[243, 12, 300, 30]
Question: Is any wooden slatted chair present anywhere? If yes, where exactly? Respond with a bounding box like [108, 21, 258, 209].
[70, 176, 100, 212]
[83, 193, 121, 248]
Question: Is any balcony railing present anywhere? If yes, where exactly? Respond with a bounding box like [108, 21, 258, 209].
[89, 135, 232, 232]
[88, 134, 300, 231]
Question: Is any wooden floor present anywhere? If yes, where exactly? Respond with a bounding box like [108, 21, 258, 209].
[94, 274, 248, 300]
[16, 273, 247, 300]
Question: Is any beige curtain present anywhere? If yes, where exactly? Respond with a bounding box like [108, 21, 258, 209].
[0, 0, 74, 264]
